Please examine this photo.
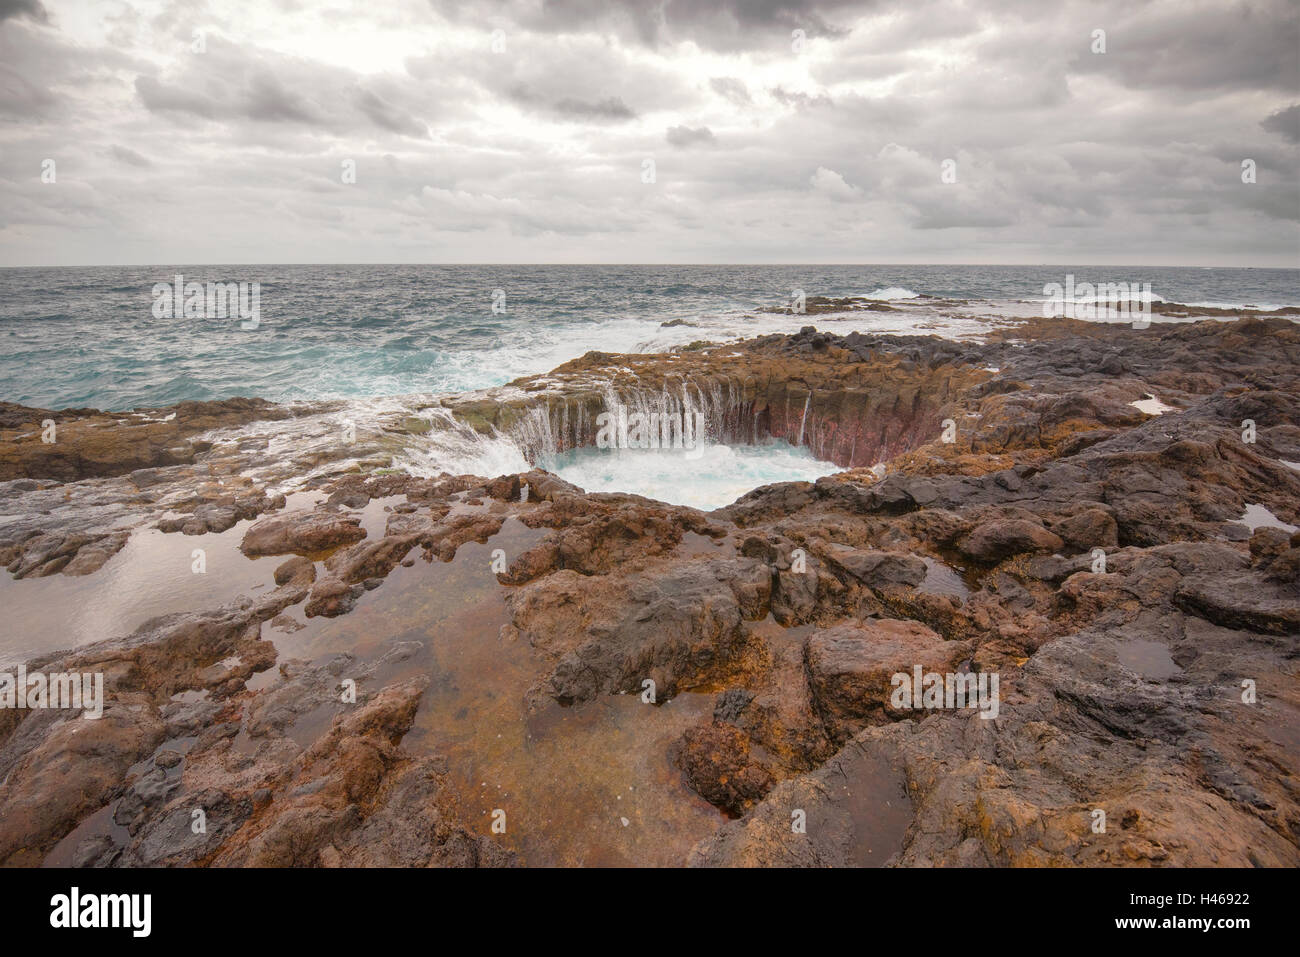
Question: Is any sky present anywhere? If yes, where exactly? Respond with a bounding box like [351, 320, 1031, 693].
[1, 0, 1298, 266]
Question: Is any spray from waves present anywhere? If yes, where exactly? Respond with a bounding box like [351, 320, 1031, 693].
[392, 407, 531, 478]
[862, 286, 921, 301]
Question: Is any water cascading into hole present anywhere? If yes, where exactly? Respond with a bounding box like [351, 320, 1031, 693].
[507, 374, 811, 467]
[486, 369, 948, 481]
[487, 375, 839, 509]
[352, 352, 960, 500]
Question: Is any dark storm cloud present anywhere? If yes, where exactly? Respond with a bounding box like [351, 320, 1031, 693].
[136, 71, 323, 126]
[1234, 181, 1300, 222]
[552, 95, 637, 121]
[0, 61, 56, 117]
[0, 0, 46, 23]
[431, 0, 867, 50]
[132, 36, 434, 138]
[431, 33, 690, 121]
[770, 86, 833, 109]
[1263, 105, 1300, 144]
[0, 13, 141, 121]
[108, 144, 151, 167]
[134, 74, 217, 118]
[244, 72, 322, 124]
[709, 77, 751, 105]
[666, 125, 716, 148]
[1067, 0, 1300, 94]
[499, 83, 639, 121]
[355, 89, 430, 138]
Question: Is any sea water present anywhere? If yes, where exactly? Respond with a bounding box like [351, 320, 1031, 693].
[549, 439, 840, 510]
[2, 264, 1296, 411]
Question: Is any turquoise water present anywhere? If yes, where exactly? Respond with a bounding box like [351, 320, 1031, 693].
[550, 440, 839, 510]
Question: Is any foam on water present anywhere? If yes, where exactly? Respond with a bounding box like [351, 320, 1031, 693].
[548, 440, 840, 510]
[394, 408, 533, 478]
[1184, 301, 1291, 312]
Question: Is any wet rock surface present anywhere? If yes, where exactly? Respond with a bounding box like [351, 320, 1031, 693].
[0, 316, 1297, 867]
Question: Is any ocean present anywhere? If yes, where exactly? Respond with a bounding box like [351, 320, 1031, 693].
[2, 264, 1297, 412]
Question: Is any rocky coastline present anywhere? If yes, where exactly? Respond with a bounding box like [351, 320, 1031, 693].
[1, 315, 1297, 867]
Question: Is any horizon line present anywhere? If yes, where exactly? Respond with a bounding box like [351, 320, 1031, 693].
[2, 262, 1296, 270]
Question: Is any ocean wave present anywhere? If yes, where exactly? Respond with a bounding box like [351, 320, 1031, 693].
[1181, 300, 1293, 311]
[1036, 293, 1168, 304]
[862, 286, 920, 300]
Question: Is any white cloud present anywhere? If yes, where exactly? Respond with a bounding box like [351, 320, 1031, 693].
[809, 165, 861, 199]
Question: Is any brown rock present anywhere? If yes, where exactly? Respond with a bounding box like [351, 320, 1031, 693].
[805, 619, 968, 742]
[1052, 508, 1118, 552]
[674, 722, 775, 816]
[273, 555, 316, 586]
[0, 695, 166, 865]
[305, 578, 365, 618]
[821, 544, 926, 588]
[241, 510, 366, 557]
[959, 518, 1064, 562]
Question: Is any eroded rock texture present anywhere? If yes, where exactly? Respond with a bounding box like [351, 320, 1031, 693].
[0, 317, 1296, 867]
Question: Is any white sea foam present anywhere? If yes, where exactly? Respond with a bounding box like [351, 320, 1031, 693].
[636, 305, 999, 354]
[1182, 301, 1290, 312]
[548, 440, 840, 511]
[863, 286, 921, 300]
[393, 408, 532, 478]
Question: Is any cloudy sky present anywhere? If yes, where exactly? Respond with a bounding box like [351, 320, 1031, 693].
[2, 0, 1297, 266]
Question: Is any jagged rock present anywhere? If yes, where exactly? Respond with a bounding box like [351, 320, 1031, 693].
[674, 722, 775, 816]
[1174, 575, 1300, 635]
[0, 397, 304, 483]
